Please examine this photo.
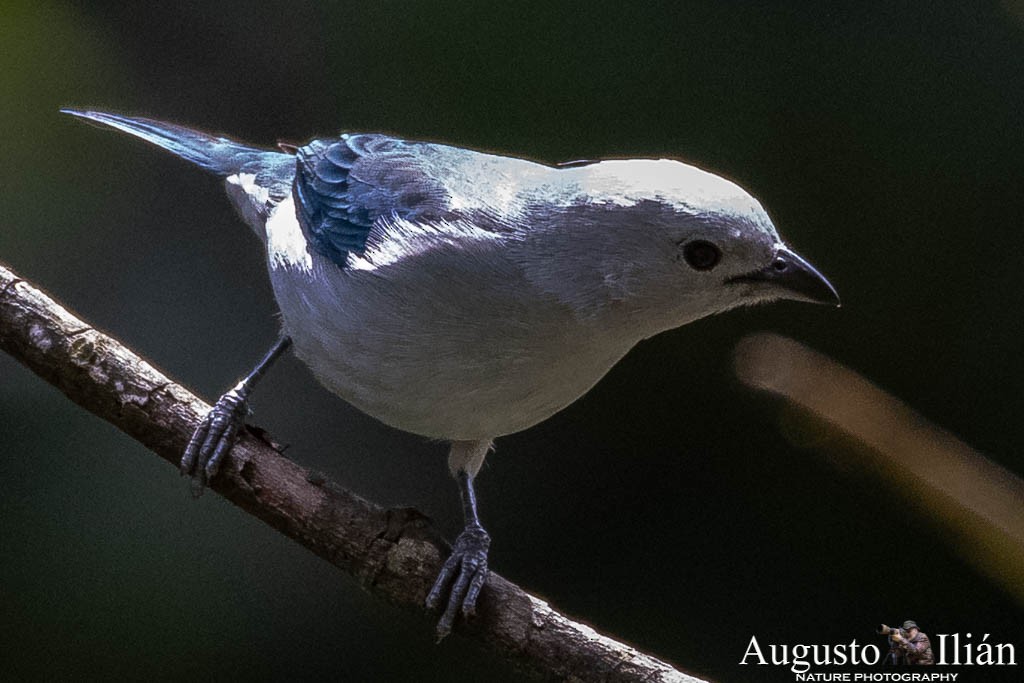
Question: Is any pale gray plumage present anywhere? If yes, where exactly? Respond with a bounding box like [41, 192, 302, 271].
[63, 109, 839, 638]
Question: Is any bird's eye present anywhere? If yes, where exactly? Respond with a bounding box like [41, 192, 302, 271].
[682, 240, 721, 271]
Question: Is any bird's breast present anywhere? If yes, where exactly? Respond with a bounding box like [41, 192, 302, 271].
[264, 233, 636, 440]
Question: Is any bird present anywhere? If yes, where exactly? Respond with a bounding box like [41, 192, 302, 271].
[62, 108, 839, 638]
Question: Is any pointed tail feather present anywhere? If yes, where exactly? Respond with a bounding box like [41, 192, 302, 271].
[61, 109, 276, 176]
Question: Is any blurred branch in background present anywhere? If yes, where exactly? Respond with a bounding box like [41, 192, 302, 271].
[734, 332, 1024, 606]
[0, 261, 705, 683]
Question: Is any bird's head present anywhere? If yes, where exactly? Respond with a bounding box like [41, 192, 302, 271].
[522, 158, 839, 337]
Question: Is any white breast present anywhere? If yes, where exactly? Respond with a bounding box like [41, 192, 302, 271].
[263, 227, 636, 441]
[225, 179, 641, 441]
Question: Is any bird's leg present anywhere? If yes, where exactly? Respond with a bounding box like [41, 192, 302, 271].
[181, 335, 292, 490]
[426, 442, 492, 640]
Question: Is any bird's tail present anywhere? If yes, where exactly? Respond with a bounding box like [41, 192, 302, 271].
[61, 109, 279, 176]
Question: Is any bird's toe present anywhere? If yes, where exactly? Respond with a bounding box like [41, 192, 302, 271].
[427, 523, 490, 639]
[180, 389, 248, 492]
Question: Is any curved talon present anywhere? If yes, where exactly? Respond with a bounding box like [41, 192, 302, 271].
[426, 523, 490, 639]
[180, 388, 249, 489]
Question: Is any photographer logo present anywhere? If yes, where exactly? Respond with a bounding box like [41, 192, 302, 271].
[738, 619, 1017, 680]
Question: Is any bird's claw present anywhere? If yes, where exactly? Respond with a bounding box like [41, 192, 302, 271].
[426, 523, 490, 640]
[181, 387, 249, 491]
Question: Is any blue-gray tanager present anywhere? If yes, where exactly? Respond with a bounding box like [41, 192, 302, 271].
[62, 109, 839, 637]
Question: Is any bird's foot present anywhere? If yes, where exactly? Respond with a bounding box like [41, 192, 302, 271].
[180, 387, 249, 492]
[426, 523, 490, 640]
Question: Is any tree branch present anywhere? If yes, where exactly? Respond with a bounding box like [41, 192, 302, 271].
[0, 261, 707, 683]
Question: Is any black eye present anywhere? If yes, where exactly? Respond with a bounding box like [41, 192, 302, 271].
[682, 240, 721, 271]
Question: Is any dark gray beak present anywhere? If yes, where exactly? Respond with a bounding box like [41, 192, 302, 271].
[730, 247, 840, 306]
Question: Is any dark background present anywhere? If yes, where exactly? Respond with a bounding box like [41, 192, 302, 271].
[1, 1, 1022, 681]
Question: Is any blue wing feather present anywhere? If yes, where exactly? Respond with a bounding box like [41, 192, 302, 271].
[295, 134, 420, 266]
[294, 132, 551, 268]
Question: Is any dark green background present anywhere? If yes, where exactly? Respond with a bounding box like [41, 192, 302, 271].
[1, 1, 1022, 681]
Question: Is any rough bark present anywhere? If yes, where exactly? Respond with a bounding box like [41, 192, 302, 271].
[0, 261, 707, 683]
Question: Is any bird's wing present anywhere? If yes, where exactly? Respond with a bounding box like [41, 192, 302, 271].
[294, 134, 535, 268]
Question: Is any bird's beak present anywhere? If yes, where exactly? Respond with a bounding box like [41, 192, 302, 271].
[730, 247, 840, 306]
